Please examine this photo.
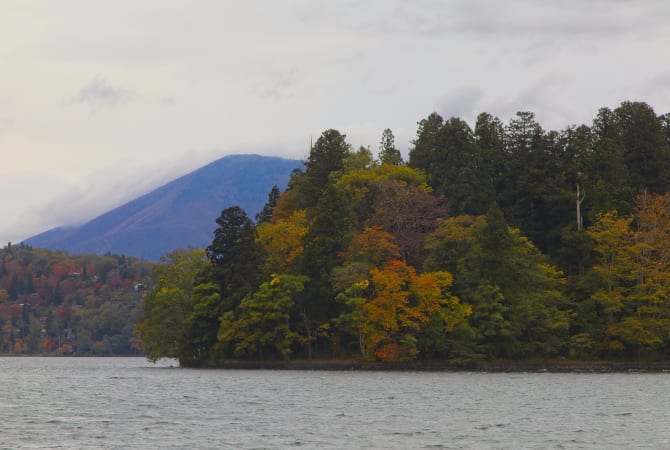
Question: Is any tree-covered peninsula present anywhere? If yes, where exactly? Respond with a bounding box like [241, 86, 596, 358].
[136, 100, 670, 367]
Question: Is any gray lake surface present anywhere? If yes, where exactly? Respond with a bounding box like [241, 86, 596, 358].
[1, 357, 669, 449]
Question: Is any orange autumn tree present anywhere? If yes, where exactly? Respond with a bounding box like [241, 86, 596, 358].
[333, 226, 470, 361]
[332, 226, 402, 357]
[345, 225, 401, 266]
[363, 259, 470, 362]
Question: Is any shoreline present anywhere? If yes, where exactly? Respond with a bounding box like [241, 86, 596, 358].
[190, 358, 670, 372]
[2, 354, 670, 372]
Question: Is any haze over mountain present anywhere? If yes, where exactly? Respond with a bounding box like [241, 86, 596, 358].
[25, 155, 302, 261]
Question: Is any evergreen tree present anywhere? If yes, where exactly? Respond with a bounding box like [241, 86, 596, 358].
[289, 129, 351, 210]
[207, 206, 264, 311]
[590, 106, 634, 215]
[614, 101, 670, 195]
[378, 128, 403, 165]
[409, 112, 444, 173]
[497, 111, 559, 252]
[474, 112, 506, 203]
[256, 185, 281, 224]
[298, 185, 353, 356]
[409, 114, 493, 215]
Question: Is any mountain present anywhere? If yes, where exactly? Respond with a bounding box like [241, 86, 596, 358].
[25, 154, 302, 261]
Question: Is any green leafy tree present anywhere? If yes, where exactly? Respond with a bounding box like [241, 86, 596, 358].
[135, 249, 209, 363]
[344, 146, 377, 172]
[181, 281, 223, 365]
[218, 274, 306, 360]
[425, 206, 570, 358]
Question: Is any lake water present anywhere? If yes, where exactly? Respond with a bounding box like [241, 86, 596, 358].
[1, 357, 668, 449]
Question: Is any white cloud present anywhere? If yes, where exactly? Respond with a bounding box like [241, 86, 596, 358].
[73, 78, 133, 109]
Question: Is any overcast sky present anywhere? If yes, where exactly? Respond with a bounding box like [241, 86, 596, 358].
[2, 0, 669, 245]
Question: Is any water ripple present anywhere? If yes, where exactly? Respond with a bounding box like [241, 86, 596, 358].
[1, 358, 670, 449]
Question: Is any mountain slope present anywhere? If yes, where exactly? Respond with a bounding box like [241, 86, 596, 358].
[26, 154, 302, 260]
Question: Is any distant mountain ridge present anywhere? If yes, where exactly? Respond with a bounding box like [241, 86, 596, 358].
[25, 154, 302, 261]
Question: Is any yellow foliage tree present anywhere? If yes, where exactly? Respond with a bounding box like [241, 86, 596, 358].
[587, 211, 637, 351]
[588, 196, 670, 354]
[256, 209, 309, 273]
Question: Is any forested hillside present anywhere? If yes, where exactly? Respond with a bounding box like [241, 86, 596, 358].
[136, 101, 670, 367]
[0, 244, 153, 354]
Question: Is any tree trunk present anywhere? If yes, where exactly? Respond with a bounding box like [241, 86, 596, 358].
[576, 183, 587, 275]
[302, 308, 312, 360]
[576, 183, 585, 232]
